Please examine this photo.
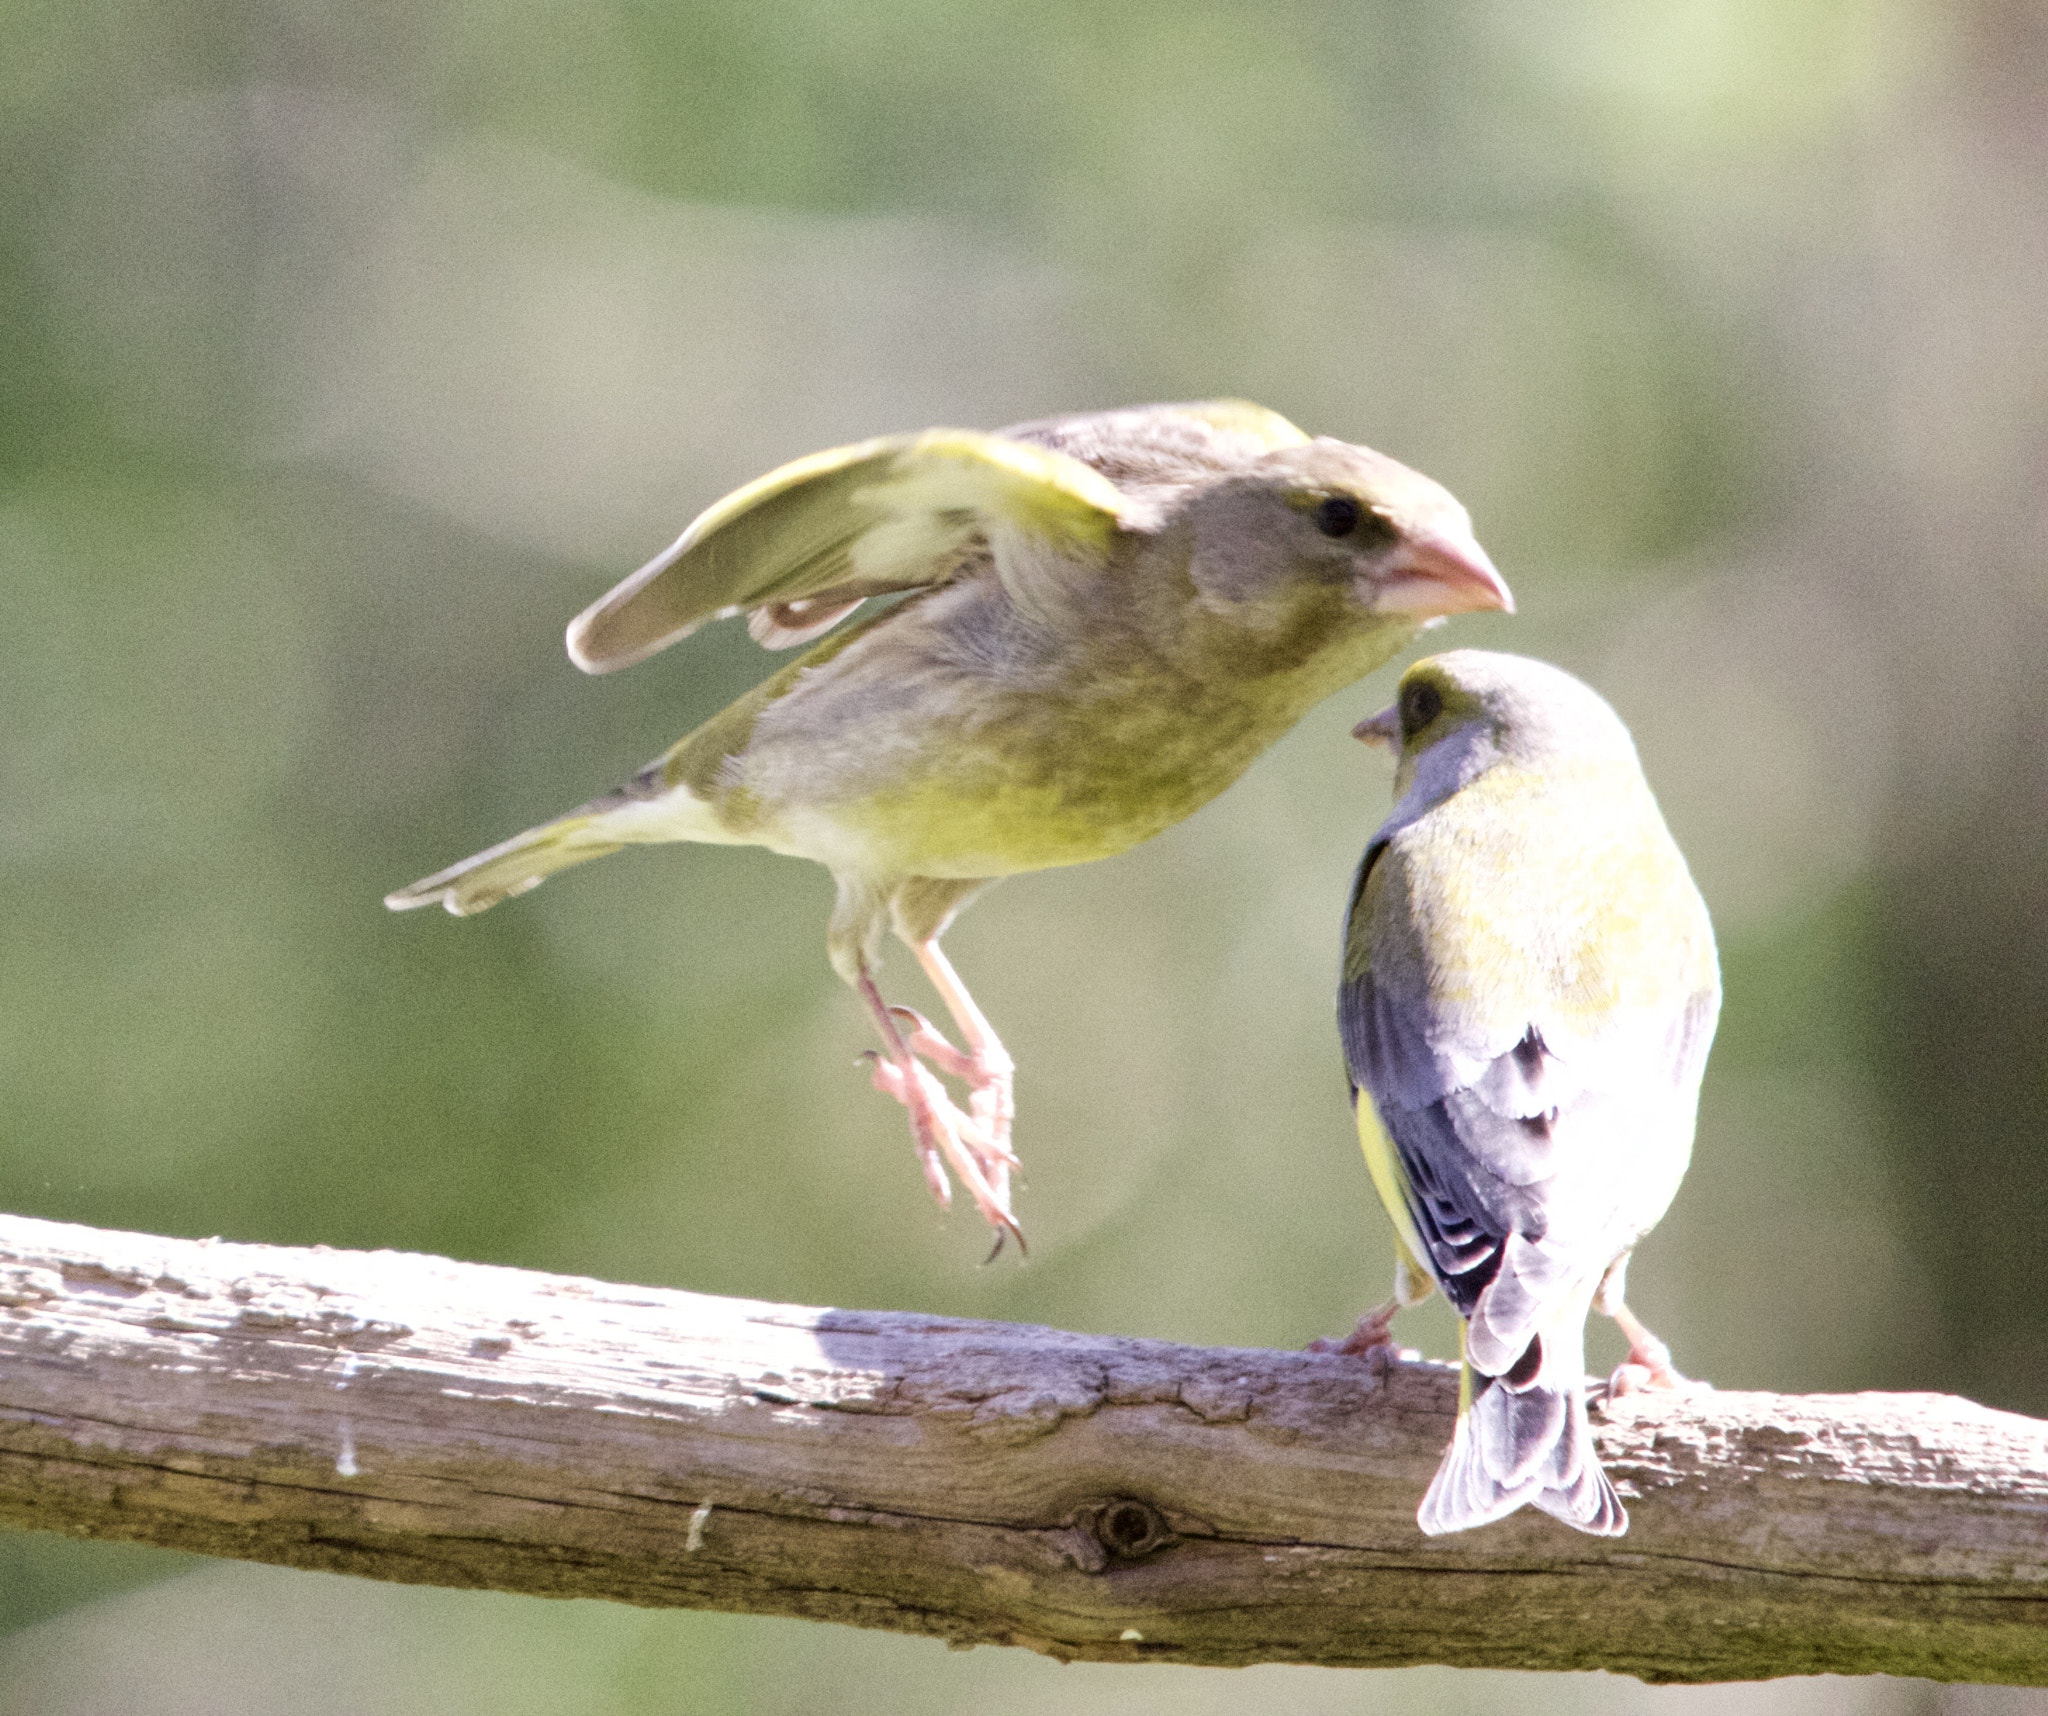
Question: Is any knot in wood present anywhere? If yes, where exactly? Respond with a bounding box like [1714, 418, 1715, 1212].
[1090, 1497, 1172, 1563]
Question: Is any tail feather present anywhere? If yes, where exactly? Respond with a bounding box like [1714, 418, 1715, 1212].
[1417, 1367, 1626, 1538]
[389, 764, 736, 917]
[1476, 1375, 1568, 1490]
[385, 813, 623, 916]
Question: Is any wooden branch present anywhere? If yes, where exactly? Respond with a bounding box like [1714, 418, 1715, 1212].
[1, 1214, 2044, 1685]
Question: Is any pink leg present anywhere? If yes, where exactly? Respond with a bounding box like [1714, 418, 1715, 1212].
[1309, 1298, 1403, 1358]
[909, 937, 1018, 1220]
[1596, 1259, 1699, 1396]
[1602, 1300, 1693, 1395]
[1309, 1252, 1432, 1360]
[854, 965, 1021, 1248]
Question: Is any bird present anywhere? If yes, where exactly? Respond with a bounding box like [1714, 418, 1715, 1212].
[386, 400, 1512, 1250]
[1335, 650, 1718, 1536]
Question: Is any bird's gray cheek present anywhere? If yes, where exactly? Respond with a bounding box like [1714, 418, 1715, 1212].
[1185, 546, 1250, 606]
[1187, 536, 1302, 606]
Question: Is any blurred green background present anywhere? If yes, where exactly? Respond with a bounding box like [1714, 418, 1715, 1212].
[4, 0, 2047, 1707]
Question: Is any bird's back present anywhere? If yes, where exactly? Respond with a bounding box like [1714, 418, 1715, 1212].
[1001, 399, 1311, 501]
[1355, 760, 1716, 1051]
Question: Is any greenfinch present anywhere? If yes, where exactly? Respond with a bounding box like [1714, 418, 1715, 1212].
[387, 401, 1511, 1247]
[1338, 650, 1718, 1535]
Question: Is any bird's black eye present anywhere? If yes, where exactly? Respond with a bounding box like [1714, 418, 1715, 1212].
[1400, 679, 1443, 738]
[1312, 495, 1362, 537]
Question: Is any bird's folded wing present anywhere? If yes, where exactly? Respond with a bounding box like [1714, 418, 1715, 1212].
[566, 430, 1131, 673]
[1344, 957, 1707, 1367]
[1339, 841, 1716, 1366]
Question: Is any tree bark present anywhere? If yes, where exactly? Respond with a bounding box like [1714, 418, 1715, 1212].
[1, 1212, 2043, 1684]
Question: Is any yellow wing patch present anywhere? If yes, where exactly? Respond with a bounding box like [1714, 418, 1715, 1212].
[1167, 398, 1312, 450]
[844, 431, 1126, 581]
[566, 429, 1130, 674]
[1356, 1091, 1432, 1284]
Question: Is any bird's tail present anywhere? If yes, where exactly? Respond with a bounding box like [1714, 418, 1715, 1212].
[1416, 1326, 1626, 1538]
[384, 809, 627, 916]
[388, 756, 736, 916]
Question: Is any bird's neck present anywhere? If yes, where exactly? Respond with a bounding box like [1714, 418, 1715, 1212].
[1176, 598, 1426, 713]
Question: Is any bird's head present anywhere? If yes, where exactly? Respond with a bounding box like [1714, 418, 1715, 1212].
[1355, 649, 1639, 802]
[1178, 439, 1512, 629]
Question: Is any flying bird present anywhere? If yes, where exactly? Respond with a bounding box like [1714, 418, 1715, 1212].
[388, 401, 1511, 1248]
[1338, 650, 1718, 1535]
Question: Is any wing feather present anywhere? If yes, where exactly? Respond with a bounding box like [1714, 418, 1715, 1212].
[566, 429, 1130, 673]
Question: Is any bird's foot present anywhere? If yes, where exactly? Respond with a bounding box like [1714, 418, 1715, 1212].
[1602, 1337, 1704, 1400]
[1308, 1300, 1412, 1364]
[884, 1004, 1021, 1220]
[888, 1006, 1015, 1159]
[863, 1049, 1023, 1251]
[904, 939, 1020, 1186]
[1599, 1303, 1707, 1399]
[1603, 1359, 1699, 1399]
[854, 960, 1024, 1252]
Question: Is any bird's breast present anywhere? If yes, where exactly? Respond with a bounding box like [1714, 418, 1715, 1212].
[723, 595, 1305, 878]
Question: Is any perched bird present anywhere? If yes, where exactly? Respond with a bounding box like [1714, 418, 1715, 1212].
[1337, 651, 1718, 1536]
[387, 401, 1511, 1248]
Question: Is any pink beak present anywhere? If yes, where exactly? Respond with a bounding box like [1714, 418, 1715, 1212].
[1370, 522, 1514, 618]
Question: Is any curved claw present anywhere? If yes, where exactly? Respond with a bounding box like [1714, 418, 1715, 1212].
[887, 1006, 978, 1082]
[982, 1224, 1028, 1265]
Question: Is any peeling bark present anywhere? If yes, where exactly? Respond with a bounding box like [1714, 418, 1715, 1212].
[1, 1213, 2044, 1684]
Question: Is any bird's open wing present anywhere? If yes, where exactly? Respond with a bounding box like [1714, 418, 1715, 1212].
[1339, 836, 1717, 1376]
[566, 430, 1131, 673]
